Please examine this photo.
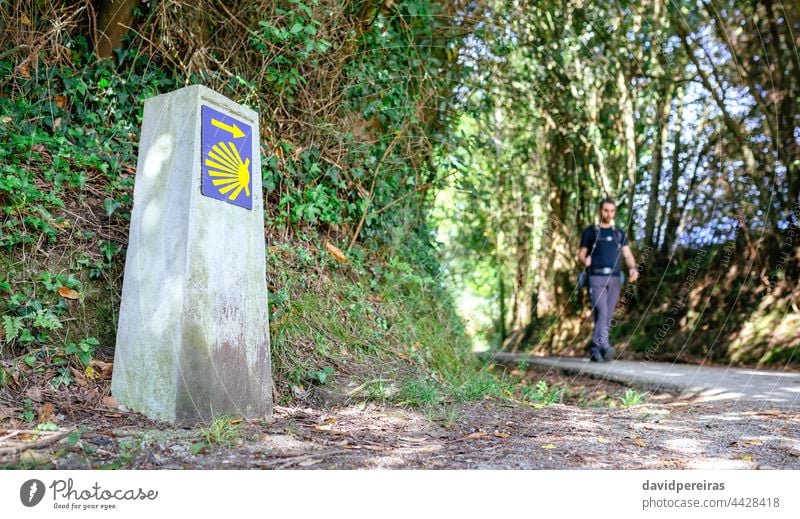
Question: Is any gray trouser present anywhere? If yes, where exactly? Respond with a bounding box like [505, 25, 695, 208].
[589, 275, 622, 351]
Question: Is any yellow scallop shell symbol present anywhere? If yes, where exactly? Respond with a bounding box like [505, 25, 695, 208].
[205, 141, 251, 201]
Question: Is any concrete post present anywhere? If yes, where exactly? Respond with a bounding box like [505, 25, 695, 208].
[111, 85, 272, 424]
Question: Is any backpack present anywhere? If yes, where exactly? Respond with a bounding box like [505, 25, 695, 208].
[590, 225, 623, 251]
[577, 225, 624, 289]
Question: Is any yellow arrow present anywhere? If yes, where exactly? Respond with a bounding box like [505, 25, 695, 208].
[211, 118, 245, 138]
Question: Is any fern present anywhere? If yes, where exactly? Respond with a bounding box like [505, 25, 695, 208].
[2, 315, 23, 343]
[32, 309, 62, 331]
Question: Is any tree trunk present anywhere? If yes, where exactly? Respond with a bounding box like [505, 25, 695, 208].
[497, 232, 507, 346]
[660, 85, 686, 256]
[511, 174, 534, 331]
[94, 0, 139, 59]
[617, 67, 638, 234]
[644, 79, 675, 249]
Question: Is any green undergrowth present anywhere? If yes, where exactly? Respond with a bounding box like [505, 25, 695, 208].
[267, 233, 508, 406]
[0, 35, 523, 418]
[268, 237, 582, 409]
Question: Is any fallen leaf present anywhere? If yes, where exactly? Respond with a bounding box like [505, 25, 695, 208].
[324, 240, 348, 263]
[367, 295, 383, 303]
[25, 387, 43, 402]
[541, 443, 557, 449]
[741, 455, 753, 462]
[90, 360, 113, 379]
[38, 403, 55, 423]
[313, 424, 332, 431]
[0, 407, 18, 420]
[54, 95, 67, 108]
[70, 367, 88, 387]
[633, 437, 646, 447]
[744, 439, 763, 446]
[57, 287, 80, 300]
[102, 396, 120, 409]
[494, 432, 511, 439]
[464, 431, 489, 440]
[298, 458, 322, 467]
[84, 366, 101, 381]
[597, 437, 612, 444]
[52, 219, 70, 229]
[79, 387, 99, 404]
[398, 436, 426, 444]
[231, 419, 243, 425]
[448, 431, 489, 443]
[21, 14, 32, 26]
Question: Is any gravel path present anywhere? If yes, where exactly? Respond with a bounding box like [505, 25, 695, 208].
[3, 369, 799, 469]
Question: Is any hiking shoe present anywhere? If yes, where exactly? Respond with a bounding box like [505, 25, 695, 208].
[602, 346, 617, 361]
[589, 349, 606, 362]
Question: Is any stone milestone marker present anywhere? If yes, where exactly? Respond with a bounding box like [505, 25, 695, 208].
[111, 85, 272, 424]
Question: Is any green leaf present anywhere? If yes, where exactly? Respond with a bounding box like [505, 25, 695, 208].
[308, 366, 334, 385]
[190, 442, 207, 455]
[2, 315, 23, 342]
[66, 430, 81, 446]
[33, 309, 62, 331]
[290, 23, 304, 34]
[36, 422, 59, 432]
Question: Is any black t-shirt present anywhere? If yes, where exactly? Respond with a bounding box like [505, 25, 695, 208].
[580, 226, 628, 273]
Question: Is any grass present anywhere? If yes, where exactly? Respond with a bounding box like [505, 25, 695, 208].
[196, 416, 243, 449]
[453, 368, 513, 402]
[425, 405, 462, 428]
[619, 388, 649, 407]
[521, 380, 564, 405]
[267, 239, 486, 406]
[396, 377, 442, 407]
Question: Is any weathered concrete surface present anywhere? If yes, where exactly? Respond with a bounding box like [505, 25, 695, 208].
[484, 353, 800, 409]
[112, 85, 271, 424]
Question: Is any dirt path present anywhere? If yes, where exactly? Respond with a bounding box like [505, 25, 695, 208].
[3, 371, 799, 470]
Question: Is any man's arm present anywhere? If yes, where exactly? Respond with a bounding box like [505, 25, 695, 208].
[577, 246, 590, 267]
[621, 244, 639, 282]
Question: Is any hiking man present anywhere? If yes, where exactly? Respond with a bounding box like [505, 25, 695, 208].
[577, 198, 639, 362]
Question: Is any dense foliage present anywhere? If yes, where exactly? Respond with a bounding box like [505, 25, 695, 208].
[0, 0, 475, 393]
[434, 0, 799, 363]
[0, 0, 797, 402]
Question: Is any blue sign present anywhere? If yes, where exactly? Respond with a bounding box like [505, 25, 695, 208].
[201, 105, 253, 210]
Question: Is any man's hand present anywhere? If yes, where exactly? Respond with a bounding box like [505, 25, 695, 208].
[628, 268, 639, 282]
[584, 256, 592, 268]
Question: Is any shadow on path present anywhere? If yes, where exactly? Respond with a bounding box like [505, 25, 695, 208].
[484, 353, 800, 409]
